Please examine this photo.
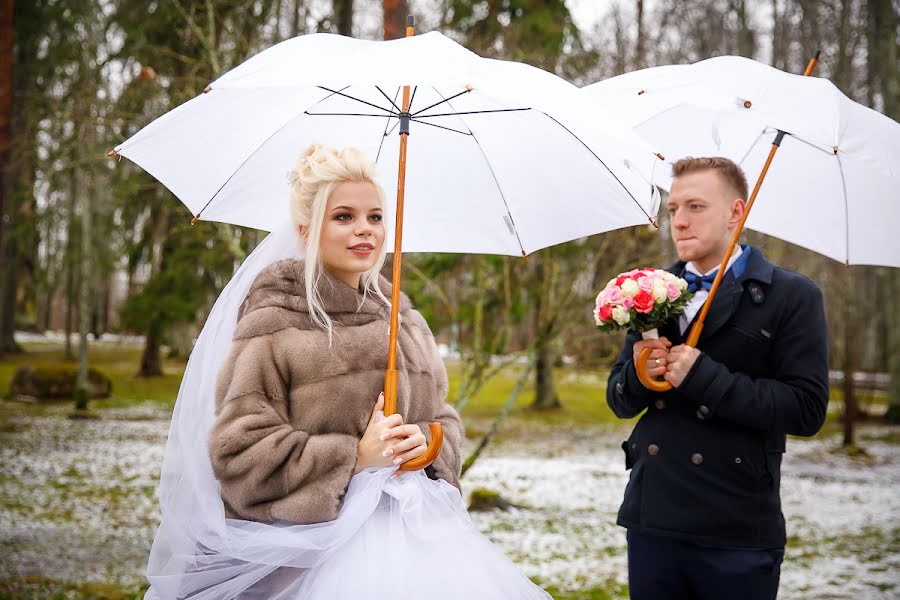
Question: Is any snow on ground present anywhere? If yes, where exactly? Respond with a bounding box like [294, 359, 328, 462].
[0, 403, 897, 598]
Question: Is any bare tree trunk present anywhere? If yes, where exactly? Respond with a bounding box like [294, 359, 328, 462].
[138, 205, 170, 377]
[886, 268, 900, 422]
[0, 0, 11, 255]
[0, 0, 16, 353]
[383, 0, 408, 40]
[842, 267, 857, 446]
[834, 0, 853, 93]
[734, 0, 755, 58]
[533, 340, 561, 409]
[336, 0, 353, 37]
[635, 0, 645, 69]
[140, 321, 163, 377]
[74, 171, 92, 413]
[291, 0, 302, 36]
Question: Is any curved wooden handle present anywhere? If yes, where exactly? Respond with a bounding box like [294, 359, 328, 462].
[636, 346, 674, 393]
[399, 422, 443, 471]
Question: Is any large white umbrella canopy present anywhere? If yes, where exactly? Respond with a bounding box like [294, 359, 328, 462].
[583, 55, 900, 268]
[113, 31, 662, 256]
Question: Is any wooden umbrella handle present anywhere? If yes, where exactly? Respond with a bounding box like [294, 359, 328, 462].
[399, 422, 444, 471]
[636, 347, 675, 392]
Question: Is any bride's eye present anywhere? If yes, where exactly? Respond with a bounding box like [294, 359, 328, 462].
[369, 214, 383, 222]
[336, 213, 352, 221]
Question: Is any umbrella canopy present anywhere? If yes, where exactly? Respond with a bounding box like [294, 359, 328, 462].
[113, 31, 662, 256]
[583, 55, 900, 267]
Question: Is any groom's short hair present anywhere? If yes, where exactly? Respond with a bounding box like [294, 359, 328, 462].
[672, 157, 749, 201]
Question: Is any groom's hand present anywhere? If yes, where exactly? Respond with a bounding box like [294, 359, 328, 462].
[664, 344, 701, 387]
[633, 337, 671, 385]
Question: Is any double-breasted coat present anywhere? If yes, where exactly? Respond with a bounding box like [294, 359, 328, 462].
[606, 246, 829, 548]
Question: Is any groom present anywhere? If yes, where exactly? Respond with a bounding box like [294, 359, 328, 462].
[606, 157, 829, 600]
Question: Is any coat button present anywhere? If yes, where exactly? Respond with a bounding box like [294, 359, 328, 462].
[648, 444, 660, 456]
[698, 405, 710, 416]
[735, 457, 742, 464]
[655, 399, 666, 410]
[616, 382, 624, 395]
[691, 453, 704, 465]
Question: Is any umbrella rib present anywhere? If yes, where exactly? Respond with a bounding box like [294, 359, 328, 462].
[375, 86, 403, 113]
[411, 88, 472, 117]
[415, 108, 532, 118]
[316, 86, 398, 116]
[376, 87, 402, 163]
[836, 152, 850, 265]
[429, 86, 528, 256]
[305, 111, 401, 118]
[408, 86, 418, 112]
[408, 118, 472, 136]
[538, 112, 653, 224]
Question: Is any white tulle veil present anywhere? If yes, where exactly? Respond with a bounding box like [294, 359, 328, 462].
[143, 222, 382, 599]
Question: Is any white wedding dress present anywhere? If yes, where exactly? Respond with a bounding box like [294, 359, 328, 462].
[143, 225, 550, 600]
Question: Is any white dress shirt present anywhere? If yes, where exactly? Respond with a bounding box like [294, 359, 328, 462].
[678, 245, 744, 335]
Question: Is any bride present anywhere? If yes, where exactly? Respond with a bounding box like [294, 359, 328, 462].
[144, 144, 550, 599]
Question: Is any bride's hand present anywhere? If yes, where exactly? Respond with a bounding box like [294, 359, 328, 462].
[382, 421, 427, 478]
[355, 393, 425, 474]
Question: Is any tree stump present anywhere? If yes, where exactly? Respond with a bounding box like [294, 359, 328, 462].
[9, 364, 111, 401]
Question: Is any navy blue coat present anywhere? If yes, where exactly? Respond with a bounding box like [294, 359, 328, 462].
[606, 246, 829, 549]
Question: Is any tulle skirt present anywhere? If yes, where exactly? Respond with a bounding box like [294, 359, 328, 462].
[146, 468, 550, 599]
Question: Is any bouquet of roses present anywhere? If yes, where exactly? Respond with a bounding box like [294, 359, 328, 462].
[593, 267, 694, 335]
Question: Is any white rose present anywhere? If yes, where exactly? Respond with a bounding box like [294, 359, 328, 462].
[677, 277, 688, 291]
[620, 279, 639, 298]
[612, 306, 631, 325]
[652, 279, 668, 303]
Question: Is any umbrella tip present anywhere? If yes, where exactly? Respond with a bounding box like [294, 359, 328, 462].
[655, 152, 666, 161]
[107, 149, 117, 158]
[191, 214, 200, 226]
[203, 84, 212, 94]
[521, 250, 528, 261]
[649, 216, 659, 229]
[465, 84, 473, 92]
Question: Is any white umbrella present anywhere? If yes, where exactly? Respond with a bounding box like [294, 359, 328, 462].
[583, 55, 900, 268]
[112, 31, 662, 256]
[110, 27, 663, 468]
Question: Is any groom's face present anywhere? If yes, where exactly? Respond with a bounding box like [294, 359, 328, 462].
[668, 169, 745, 273]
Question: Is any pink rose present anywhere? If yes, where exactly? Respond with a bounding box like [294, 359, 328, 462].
[604, 285, 625, 306]
[633, 290, 654, 314]
[666, 283, 681, 301]
[638, 276, 653, 292]
[622, 296, 635, 309]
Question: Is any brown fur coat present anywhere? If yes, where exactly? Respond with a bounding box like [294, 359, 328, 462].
[208, 259, 463, 525]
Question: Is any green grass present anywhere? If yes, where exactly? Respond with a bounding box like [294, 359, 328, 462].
[1, 343, 185, 408]
[0, 340, 890, 432]
[0, 578, 147, 600]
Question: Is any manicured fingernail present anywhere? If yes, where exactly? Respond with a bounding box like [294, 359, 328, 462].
[382, 448, 393, 457]
[393, 457, 402, 465]
[379, 433, 388, 441]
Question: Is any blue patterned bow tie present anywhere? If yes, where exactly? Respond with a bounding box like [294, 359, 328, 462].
[684, 271, 717, 293]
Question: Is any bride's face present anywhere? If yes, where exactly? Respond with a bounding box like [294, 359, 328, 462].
[315, 181, 385, 288]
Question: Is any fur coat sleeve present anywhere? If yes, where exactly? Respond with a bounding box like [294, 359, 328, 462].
[209, 333, 360, 525]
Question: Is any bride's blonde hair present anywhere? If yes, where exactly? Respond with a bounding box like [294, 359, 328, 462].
[288, 144, 390, 340]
